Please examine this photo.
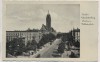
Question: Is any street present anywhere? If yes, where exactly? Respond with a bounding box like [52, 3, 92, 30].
[40, 39, 62, 58]
[16, 38, 80, 58]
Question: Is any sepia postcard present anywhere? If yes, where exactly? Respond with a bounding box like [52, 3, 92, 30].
[2, 0, 98, 62]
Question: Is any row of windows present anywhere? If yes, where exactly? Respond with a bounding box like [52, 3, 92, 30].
[7, 35, 41, 42]
[72, 32, 80, 36]
[6, 32, 40, 36]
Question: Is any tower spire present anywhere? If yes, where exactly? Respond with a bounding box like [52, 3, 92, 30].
[46, 10, 51, 31]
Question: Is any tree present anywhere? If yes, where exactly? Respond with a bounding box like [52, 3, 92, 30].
[26, 38, 37, 52]
[39, 33, 56, 47]
[57, 42, 65, 54]
[6, 38, 25, 56]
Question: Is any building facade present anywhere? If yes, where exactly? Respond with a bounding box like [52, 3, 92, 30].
[71, 28, 80, 42]
[6, 31, 42, 45]
[40, 11, 56, 33]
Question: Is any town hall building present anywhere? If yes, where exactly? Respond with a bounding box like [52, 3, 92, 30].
[6, 11, 56, 45]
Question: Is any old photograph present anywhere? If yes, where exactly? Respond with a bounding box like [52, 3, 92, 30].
[6, 4, 80, 58]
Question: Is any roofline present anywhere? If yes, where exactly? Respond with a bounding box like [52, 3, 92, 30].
[6, 31, 40, 32]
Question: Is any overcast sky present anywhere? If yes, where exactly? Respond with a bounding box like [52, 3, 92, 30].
[6, 4, 80, 32]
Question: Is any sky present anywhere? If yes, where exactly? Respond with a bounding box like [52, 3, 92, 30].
[6, 4, 80, 32]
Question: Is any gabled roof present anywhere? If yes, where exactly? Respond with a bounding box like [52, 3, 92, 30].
[40, 24, 56, 32]
[40, 24, 47, 31]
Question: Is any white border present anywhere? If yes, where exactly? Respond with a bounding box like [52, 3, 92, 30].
[0, 0, 99, 62]
[0, 0, 2, 61]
